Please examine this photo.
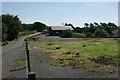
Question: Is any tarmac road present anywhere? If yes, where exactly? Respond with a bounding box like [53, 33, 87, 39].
[2, 32, 41, 78]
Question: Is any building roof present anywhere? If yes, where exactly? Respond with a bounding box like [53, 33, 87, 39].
[49, 26, 74, 30]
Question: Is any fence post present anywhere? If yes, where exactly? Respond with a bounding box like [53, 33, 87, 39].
[25, 39, 31, 73]
[24, 39, 36, 80]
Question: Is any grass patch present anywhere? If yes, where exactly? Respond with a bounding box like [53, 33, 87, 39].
[15, 58, 26, 67]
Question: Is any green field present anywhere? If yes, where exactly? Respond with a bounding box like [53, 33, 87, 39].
[30, 38, 119, 73]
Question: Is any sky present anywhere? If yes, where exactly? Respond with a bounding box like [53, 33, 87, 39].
[1, 0, 120, 2]
[2, 2, 118, 27]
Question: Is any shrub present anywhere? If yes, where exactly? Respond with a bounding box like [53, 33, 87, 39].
[94, 29, 109, 38]
[85, 32, 93, 38]
[61, 29, 73, 38]
[47, 42, 54, 45]
[82, 44, 87, 47]
[61, 30, 85, 38]
[73, 33, 85, 38]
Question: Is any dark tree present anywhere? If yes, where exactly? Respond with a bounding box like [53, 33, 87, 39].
[84, 23, 89, 27]
[75, 27, 83, 33]
[100, 22, 112, 36]
[2, 14, 21, 41]
[94, 22, 99, 27]
[21, 23, 33, 31]
[2, 22, 8, 42]
[32, 22, 47, 32]
[89, 23, 96, 33]
[94, 29, 109, 38]
[64, 23, 75, 30]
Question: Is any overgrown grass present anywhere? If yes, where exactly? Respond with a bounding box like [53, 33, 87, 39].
[29, 38, 119, 73]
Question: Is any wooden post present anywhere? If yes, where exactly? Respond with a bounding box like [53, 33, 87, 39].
[26, 49, 31, 72]
[28, 72, 36, 80]
[25, 39, 31, 73]
[24, 39, 36, 80]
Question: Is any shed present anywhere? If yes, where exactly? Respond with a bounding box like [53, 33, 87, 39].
[48, 26, 74, 36]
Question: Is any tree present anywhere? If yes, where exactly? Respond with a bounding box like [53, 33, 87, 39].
[108, 22, 113, 28]
[85, 32, 93, 38]
[20, 23, 34, 31]
[89, 23, 96, 33]
[94, 22, 99, 26]
[64, 23, 75, 30]
[2, 14, 21, 41]
[68, 23, 75, 30]
[75, 27, 83, 33]
[84, 23, 89, 27]
[94, 22, 101, 29]
[32, 22, 47, 32]
[2, 23, 8, 42]
[100, 22, 112, 36]
[83, 23, 89, 34]
[108, 22, 117, 29]
[64, 23, 68, 26]
[94, 29, 109, 38]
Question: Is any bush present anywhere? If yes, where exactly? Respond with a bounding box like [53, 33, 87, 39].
[61, 30, 85, 38]
[61, 30, 73, 38]
[85, 32, 93, 38]
[94, 29, 109, 38]
[73, 33, 85, 38]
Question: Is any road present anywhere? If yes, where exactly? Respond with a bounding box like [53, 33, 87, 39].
[2, 32, 41, 78]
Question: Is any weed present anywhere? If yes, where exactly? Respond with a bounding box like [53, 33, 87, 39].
[16, 58, 26, 67]
[47, 42, 54, 45]
[82, 44, 87, 47]
[55, 46, 61, 49]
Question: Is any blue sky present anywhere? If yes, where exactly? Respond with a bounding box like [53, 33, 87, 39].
[2, 2, 118, 27]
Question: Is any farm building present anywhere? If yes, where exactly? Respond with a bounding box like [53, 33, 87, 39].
[48, 26, 74, 36]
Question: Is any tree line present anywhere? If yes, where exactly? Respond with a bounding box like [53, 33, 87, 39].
[1, 14, 47, 45]
[64, 22, 120, 38]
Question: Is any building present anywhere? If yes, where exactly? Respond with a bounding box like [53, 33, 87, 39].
[48, 26, 74, 36]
